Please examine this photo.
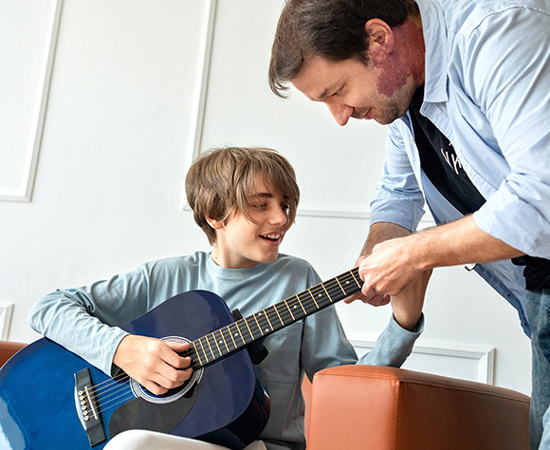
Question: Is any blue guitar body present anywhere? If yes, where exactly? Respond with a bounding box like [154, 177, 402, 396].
[0, 291, 270, 449]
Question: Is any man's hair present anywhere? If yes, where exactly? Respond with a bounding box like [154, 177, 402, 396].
[269, 0, 418, 97]
[186, 147, 300, 244]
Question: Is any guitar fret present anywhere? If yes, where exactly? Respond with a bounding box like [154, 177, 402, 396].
[334, 277, 346, 295]
[192, 341, 205, 366]
[234, 320, 247, 345]
[283, 299, 296, 321]
[321, 282, 332, 303]
[345, 276, 356, 295]
[249, 314, 264, 338]
[350, 270, 362, 288]
[300, 292, 316, 314]
[261, 310, 274, 333]
[268, 305, 283, 329]
[191, 343, 204, 367]
[277, 302, 292, 326]
[308, 289, 320, 308]
[205, 334, 219, 359]
[312, 284, 328, 302]
[272, 304, 284, 327]
[216, 329, 229, 355]
[224, 324, 237, 349]
[198, 337, 211, 363]
[241, 317, 254, 342]
[210, 331, 222, 357]
[293, 295, 307, 316]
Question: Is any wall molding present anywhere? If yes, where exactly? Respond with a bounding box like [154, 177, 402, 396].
[0, 302, 14, 340]
[180, 0, 217, 210]
[0, 0, 64, 202]
[350, 337, 495, 384]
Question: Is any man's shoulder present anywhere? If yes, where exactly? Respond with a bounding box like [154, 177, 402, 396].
[443, 0, 548, 36]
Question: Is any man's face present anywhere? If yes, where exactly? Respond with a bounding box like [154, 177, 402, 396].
[291, 54, 415, 126]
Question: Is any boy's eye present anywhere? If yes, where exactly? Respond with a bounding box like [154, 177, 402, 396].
[281, 205, 290, 213]
[251, 203, 267, 210]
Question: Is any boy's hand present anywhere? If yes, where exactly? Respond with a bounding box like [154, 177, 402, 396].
[113, 335, 193, 395]
[391, 269, 432, 331]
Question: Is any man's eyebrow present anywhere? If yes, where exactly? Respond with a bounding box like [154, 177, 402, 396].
[309, 87, 329, 102]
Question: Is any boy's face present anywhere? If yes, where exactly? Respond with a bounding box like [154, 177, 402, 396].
[210, 178, 290, 269]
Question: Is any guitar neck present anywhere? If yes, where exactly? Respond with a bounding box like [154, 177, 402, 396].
[188, 267, 362, 370]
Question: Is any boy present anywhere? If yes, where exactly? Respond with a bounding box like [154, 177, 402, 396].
[29, 147, 428, 450]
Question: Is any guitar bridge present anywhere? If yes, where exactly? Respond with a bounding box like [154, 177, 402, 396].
[74, 368, 106, 446]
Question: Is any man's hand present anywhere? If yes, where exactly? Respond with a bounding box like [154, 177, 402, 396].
[113, 334, 193, 395]
[344, 254, 391, 305]
[344, 222, 412, 305]
[359, 235, 426, 298]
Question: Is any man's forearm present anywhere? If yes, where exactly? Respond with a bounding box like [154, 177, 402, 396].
[406, 215, 523, 269]
[360, 222, 412, 257]
[358, 215, 525, 298]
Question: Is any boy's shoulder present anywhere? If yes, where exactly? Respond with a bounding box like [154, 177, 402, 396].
[141, 251, 211, 271]
[269, 253, 319, 278]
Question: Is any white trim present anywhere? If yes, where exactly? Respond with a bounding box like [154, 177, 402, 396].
[0, 302, 14, 340]
[350, 337, 495, 384]
[296, 205, 436, 222]
[0, 0, 64, 202]
[180, 0, 218, 209]
[297, 204, 370, 220]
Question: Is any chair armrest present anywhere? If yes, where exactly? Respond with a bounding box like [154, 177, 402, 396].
[306, 365, 530, 450]
[0, 341, 26, 368]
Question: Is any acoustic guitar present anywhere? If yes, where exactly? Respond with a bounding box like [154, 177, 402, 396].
[0, 268, 362, 449]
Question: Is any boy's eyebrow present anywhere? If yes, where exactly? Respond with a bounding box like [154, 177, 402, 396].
[249, 192, 274, 199]
[248, 192, 290, 201]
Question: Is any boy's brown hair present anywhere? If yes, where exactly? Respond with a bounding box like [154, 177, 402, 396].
[186, 147, 300, 244]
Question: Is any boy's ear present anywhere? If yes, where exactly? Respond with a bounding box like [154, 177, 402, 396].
[206, 217, 224, 230]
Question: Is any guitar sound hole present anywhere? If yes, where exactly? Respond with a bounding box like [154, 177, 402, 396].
[144, 377, 195, 399]
[130, 335, 204, 404]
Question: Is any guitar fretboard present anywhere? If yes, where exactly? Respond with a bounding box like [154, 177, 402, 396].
[188, 267, 362, 370]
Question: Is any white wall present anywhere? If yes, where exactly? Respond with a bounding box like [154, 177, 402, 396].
[1, 0, 531, 395]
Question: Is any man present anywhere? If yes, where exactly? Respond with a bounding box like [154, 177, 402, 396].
[269, 0, 550, 448]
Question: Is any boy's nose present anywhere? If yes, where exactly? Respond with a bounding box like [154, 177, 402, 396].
[270, 208, 289, 225]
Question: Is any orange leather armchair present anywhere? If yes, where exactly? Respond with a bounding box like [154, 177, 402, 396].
[304, 365, 530, 450]
[0, 340, 26, 368]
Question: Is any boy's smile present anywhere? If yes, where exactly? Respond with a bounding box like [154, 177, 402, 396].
[209, 179, 290, 269]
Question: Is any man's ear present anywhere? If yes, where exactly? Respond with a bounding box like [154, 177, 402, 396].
[364, 19, 394, 62]
[206, 217, 224, 230]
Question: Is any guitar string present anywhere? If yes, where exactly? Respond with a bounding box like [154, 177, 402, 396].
[81, 270, 362, 416]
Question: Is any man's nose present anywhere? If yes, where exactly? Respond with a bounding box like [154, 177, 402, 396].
[326, 101, 353, 126]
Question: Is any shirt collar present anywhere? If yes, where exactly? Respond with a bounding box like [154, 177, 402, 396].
[416, 0, 449, 104]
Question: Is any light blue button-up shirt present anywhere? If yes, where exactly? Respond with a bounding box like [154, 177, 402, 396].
[370, 0, 550, 336]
